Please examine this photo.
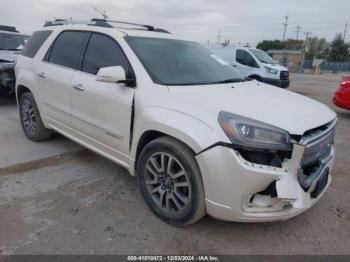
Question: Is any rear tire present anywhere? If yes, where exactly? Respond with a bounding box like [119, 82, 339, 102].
[19, 92, 53, 141]
[137, 137, 206, 226]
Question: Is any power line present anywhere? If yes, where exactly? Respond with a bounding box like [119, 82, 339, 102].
[294, 25, 302, 40]
[282, 15, 289, 41]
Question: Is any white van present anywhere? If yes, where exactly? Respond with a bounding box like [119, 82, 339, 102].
[209, 46, 290, 88]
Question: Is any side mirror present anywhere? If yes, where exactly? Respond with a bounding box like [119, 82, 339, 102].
[96, 66, 135, 87]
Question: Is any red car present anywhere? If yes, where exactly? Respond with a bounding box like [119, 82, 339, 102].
[334, 75, 350, 110]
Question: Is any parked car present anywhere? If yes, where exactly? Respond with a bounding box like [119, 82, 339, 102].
[209, 46, 290, 88]
[15, 19, 336, 226]
[0, 25, 29, 94]
[333, 75, 350, 110]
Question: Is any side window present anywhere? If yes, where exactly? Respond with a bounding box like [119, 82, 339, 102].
[236, 50, 246, 65]
[236, 50, 259, 68]
[22, 31, 52, 58]
[46, 31, 89, 70]
[82, 33, 131, 76]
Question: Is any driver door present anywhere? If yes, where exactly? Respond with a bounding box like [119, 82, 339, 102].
[235, 49, 259, 77]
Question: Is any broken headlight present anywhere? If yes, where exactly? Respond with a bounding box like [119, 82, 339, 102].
[218, 112, 292, 151]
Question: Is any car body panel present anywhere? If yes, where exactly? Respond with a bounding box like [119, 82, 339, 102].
[334, 75, 350, 110]
[15, 23, 337, 223]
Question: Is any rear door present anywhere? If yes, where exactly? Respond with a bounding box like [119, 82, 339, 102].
[37, 31, 90, 133]
[70, 32, 135, 166]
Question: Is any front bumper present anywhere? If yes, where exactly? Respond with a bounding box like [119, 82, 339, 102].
[0, 62, 15, 93]
[261, 77, 290, 88]
[196, 143, 334, 222]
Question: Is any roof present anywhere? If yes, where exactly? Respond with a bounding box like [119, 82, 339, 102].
[41, 18, 177, 39]
[267, 49, 303, 55]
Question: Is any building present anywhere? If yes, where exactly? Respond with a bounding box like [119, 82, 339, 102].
[267, 50, 303, 73]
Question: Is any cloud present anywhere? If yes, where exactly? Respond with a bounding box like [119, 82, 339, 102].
[0, 0, 349, 46]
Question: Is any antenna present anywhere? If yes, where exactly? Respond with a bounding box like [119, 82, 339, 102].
[92, 6, 108, 20]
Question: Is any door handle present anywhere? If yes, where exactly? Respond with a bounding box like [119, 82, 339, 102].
[72, 83, 85, 91]
[38, 72, 46, 78]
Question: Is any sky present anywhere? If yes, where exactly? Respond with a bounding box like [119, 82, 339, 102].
[1, 0, 349, 46]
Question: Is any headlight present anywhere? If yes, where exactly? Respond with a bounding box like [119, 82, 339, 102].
[265, 66, 278, 75]
[218, 112, 291, 151]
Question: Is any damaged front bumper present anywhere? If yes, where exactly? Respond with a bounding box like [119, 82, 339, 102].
[0, 62, 16, 93]
[196, 122, 336, 222]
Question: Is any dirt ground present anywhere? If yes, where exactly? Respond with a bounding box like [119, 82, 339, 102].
[0, 73, 349, 255]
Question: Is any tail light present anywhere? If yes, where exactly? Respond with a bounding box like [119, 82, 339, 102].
[340, 81, 350, 89]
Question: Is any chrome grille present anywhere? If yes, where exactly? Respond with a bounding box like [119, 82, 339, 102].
[301, 126, 335, 166]
[280, 71, 289, 80]
[298, 120, 336, 189]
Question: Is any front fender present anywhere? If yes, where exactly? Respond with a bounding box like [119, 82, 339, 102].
[132, 106, 221, 159]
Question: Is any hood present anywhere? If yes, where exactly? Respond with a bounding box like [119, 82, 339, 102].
[262, 63, 288, 71]
[0, 50, 20, 62]
[167, 80, 336, 135]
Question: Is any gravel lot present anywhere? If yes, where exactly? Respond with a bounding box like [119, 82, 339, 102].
[0, 73, 349, 255]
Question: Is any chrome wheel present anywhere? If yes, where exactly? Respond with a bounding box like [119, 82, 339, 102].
[145, 152, 192, 215]
[21, 98, 36, 137]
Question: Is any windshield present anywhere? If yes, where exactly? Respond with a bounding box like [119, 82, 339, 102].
[249, 49, 276, 64]
[0, 32, 28, 51]
[126, 37, 244, 86]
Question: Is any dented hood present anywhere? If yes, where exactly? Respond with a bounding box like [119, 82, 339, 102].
[167, 80, 336, 135]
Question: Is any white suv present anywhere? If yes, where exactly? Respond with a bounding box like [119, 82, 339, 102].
[15, 19, 337, 225]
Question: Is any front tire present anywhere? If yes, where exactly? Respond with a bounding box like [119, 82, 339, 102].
[19, 92, 53, 141]
[137, 137, 206, 226]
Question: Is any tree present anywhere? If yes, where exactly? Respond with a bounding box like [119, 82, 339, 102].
[256, 40, 285, 51]
[328, 33, 350, 62]
[256, 39, 303, 51]
[285, 39, 304, 50]
[305, 37, 329, 60]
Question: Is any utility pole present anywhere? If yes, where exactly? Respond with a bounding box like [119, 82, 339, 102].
[217, 30, 221, 46]
[282, 15, 289, 41]
[344, 22, 348, 40]
[294, 25, 302, 40]
[300, 31, 312, 72]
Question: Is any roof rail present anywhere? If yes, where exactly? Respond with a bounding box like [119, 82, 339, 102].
[91, 18, 155, 31]
[43, 18, 171, 34]
[0, 25, 19, 33]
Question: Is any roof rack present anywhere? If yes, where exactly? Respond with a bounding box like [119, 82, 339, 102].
[0, 25, 19, 33]
[43, 18, 171, 34]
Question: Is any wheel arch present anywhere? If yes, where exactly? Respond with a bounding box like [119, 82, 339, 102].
[248, 74, 262, 81]
[130, 107, 221, 175]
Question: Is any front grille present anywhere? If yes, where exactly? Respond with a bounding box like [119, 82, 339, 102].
[280, 71, 289, 80]
[298, 120, 336, 190]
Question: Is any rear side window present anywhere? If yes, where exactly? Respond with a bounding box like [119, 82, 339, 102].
[22, 31, 52, 58]
[46, 31, 89, 70]
[82, 33, 131, 75]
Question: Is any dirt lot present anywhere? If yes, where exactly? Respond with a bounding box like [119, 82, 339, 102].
[0, 73, 349, 255]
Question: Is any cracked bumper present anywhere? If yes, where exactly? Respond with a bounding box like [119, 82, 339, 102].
[196, 144, 334, 222]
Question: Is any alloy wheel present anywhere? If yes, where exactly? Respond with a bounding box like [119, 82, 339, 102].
[145, 152, 192, 215]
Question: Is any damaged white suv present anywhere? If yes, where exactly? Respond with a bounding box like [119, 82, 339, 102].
[15, 19, 337, 225]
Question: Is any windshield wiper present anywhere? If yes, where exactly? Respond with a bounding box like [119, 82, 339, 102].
[211, 78, 245, 84]
[3, 48, 21, 51]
